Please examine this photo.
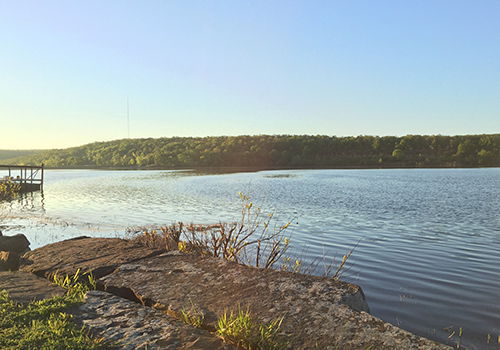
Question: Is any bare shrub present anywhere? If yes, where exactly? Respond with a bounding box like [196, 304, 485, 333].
[183, 192, 292, 269]
[127, 191, 355, 280]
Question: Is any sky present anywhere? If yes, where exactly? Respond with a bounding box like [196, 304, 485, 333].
[1, 1, 499, 150]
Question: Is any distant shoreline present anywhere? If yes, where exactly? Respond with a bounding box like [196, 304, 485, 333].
[3, 135, 500, 169]
[35, 164, 500, 173]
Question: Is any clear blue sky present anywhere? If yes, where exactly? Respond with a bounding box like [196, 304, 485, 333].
[1, 1, 499, 149]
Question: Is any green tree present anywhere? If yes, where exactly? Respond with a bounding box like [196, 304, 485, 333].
[477, 149, 496, 166]
[392, 149, 404, 161]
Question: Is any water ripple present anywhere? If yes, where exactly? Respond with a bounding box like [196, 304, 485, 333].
[2, 168, 500, 349]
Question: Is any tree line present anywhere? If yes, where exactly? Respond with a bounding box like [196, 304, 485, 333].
[0, 149, 41, 161]
[4, 134, 500, 169]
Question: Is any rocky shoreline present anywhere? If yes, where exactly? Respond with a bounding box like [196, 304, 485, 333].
[0, 234, 451, 349]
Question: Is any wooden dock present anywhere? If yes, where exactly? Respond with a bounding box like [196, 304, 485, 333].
[0, 164, 44, 192]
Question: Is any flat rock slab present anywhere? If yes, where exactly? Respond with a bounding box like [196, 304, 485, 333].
[100, 251, 451, 350]
[71, 290, 234, 350]
[0, 270, 66, 305]
[20, 236, 164, 279]
[18, 238, 451, 349]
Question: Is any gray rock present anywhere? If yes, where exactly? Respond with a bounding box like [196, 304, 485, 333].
[0, 251, 20, 271]
[18, 237, 452, 349]
[0, 270, 66, 305]
[100, 251, 452, 350]
[0, 234, 30, 254]
[70, 290, 233, 350]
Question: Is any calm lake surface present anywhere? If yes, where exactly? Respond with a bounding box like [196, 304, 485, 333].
[1, 168, 499, 349]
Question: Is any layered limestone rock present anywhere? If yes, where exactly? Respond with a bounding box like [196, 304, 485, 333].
[99, 251, 449, 350]
[71, 290, 234, 350]
[18, 237, 452, 350]
[21, 236, 165, 279]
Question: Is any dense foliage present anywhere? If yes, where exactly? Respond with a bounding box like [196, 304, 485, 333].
[5, 134, 500, 168]
[0, 180, 21, 201]
[0, 150, 41, 161]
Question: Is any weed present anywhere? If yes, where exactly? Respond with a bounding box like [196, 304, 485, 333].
[216, 305, 288, 350]
[52, 268, 96, 300]
[217, 305, 253, 347]
[160, 223, 183, 249]
[456, 327, 463, 349]
[126, 222, 184, 250]
[280, 240, 358, 281]
[326, 243, 356, 281]
[178, 240, 189, 253]
[181, 298, 204, 329]
[128, 191, 355, 283]
[179, 192, 293, 270]
[281, 257, 302, 274]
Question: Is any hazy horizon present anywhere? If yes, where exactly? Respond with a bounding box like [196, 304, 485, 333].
[2, 1, 499, 149]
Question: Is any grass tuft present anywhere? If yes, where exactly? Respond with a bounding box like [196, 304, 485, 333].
[217, 305, 288, 350]
[53, 268, 97, 300]
[180, 298, 205, 329]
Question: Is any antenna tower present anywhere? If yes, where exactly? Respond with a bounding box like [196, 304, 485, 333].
[127, 98, 130, 138]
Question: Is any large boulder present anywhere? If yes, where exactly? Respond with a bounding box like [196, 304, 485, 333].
[0, 251, 20, 271]
[0, 234, 30, 254]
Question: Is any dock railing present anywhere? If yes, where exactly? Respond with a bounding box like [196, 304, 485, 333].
[0, 164, 44, 192]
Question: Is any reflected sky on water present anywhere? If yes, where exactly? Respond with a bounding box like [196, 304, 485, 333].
[2, 168, 500, 350]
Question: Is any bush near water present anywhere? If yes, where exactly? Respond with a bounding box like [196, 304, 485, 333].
[2, 133, 500, 168]
[0, 180, 21, 201]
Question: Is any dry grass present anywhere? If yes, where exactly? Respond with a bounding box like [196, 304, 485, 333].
[127, 191, 356, 281]
[128, 192, 293, 270]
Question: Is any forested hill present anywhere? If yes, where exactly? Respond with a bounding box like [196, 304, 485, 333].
[4, 134, 500, 169]
[0, 149, 42, 161]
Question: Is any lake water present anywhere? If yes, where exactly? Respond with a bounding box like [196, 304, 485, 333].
[1, 168, 499, 349]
